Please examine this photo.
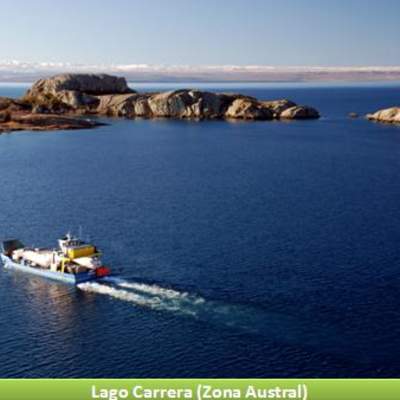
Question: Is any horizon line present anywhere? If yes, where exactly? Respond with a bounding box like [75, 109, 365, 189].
[1, 61, 400, 83]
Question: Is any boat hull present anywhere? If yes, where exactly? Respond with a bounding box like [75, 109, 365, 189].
[0, 254, 97, 285]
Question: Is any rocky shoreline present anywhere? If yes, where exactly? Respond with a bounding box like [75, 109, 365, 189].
[0, 74, 321, 133]
[0, 73, 398, 133]
[24, 74, 321, 121]
[0, 96, 104, 133]
[0, 112, 104, 134]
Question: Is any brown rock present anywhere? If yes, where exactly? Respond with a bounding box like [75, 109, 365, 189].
[0, 97, 12, 111]
[27, 73, 133, 96]
[0, 111, 11, 123]
[147, 91, 188, 118]
[367, 107, 400, 123]
[146, 90, 223, 119]
[96, 93, 139, 117]
[11, 113, 103, 129]
[133, 96, 152, 117]
[348, 112, 359, 118]
[261, 99, 296, 117]
[225, 98, 273, 120]
[0, 113, 104, 133]
[0, 97, 30, 113]
[187, 91, 224, 118]
[280, 105, 320, 119]
[24, 73, 134, 111]
[14, 74, 322, 126]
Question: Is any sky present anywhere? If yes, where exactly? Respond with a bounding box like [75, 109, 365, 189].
[0, 0, 399, 66]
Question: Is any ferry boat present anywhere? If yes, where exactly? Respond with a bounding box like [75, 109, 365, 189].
[0, 233, 111, 284]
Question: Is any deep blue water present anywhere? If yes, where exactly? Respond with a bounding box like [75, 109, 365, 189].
[0, 82, 399, 378]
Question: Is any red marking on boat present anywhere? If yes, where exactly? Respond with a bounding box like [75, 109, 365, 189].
[96, 266, 111, 277]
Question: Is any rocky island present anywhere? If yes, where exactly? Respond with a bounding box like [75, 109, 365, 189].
[367, 107, 400, 124]
[1, 73, 321, 133]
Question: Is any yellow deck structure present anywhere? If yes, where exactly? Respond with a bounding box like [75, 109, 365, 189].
[67, 245, 95, 260]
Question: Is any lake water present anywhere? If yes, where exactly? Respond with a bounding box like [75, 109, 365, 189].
[0, 82, 399, 377]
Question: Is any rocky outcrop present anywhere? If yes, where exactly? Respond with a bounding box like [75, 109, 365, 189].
[96, 93, 139, 117]
[26, 73, 133, 96]
[348, 112, 359, 118]
[367, 107, 400, 124]
[0, 97, 30, 113]
[0, 74, 322, 133]
[147, 91, 192, 118]
[225, 98, 273, 120]
[0, 111, 11, 123]
[261, 99, 296, 117]
[23, 74, 321, 121]
[280, 105, 320, 120]
[146, 90, 224, 119]
[0, 97, 12, 111]
[0, 113, 103, 133]
[24, 73, 135, 113]
[0, 96, 104, 133]
[93, 89, 319, 121]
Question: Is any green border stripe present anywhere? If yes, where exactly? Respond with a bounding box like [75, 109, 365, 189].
[0, 379, 399, 400]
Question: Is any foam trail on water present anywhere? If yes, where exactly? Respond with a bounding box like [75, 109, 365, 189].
[79, 280, 299, 339]
[101, 276, 205, 304]
[79, 278, 369, 361]
[123, 282, 200, 303]
[119, 281, 188, 299]
[78, 282, 159, 308]
[77, 281, 198, 316]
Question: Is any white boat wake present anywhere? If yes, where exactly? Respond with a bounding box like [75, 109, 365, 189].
[78, 276, 366, 361]
[77, 276, 275, 333]
[77, 276, 277, 331]
[77, 277, 204, 317]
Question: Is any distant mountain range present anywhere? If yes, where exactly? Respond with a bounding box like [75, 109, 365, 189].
[1, 61, 400, 82]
